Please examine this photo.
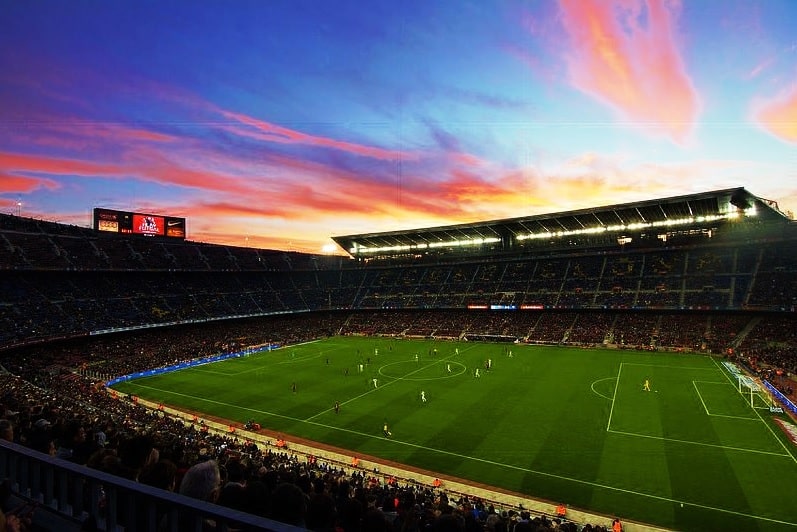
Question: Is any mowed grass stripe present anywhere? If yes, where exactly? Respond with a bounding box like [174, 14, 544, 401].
[112, 338, 797, 531]
[113, 378, 797, 529]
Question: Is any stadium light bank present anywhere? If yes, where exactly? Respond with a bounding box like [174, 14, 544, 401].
[350, 209, 753, 255]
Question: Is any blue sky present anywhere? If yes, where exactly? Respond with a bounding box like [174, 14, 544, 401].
[1, 0, 796, 252]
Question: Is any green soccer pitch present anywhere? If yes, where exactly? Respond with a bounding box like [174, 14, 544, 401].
[111, 337, 797, 531]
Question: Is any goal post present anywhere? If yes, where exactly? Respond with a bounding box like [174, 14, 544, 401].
[737, 375, 773, 409]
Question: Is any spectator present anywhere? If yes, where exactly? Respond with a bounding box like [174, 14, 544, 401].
[270, 482, 307, 528]
[0, 421, 13, 443]
[179, 460, 221, 503]
[139, 459, 177, 492]
[55, 420, 93, 464]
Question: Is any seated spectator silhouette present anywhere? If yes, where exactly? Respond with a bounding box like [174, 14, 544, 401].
[166, 460, 222, 532]
[26, 420, 56, 456]
[55, 420, 94, 464]
[270, 482, 307, 528]
[0, 420, 13, 443]
[306, 476, 336, 531]
[216, 458, 252, 527]
[117, 434, 158, 481]
[140, 459, 178, 492]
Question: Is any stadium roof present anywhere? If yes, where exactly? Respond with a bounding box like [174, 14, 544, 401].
[332, 187, 790, 259]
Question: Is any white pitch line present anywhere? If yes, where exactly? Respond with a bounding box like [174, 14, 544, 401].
[605, 362, 623, 431]
[121, 374, 797, 529]
[121, 381, 298, 422]
[706, 413, 761, 421]
[607, 428, 791, 458]
[620, 362, 719, 370]
[590, 377, 616, 400]
[693, 380, 712, 415]
[305, 345, 479, 421]
[710, 358, 797, 465]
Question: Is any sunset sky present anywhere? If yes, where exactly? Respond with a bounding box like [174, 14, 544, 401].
[2, 0, 796, 253]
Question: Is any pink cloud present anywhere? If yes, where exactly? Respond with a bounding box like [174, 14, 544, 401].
[0, 152, 121, 178]
[753, 86, 797, 143]
[2, 106, 178, 159]
[217, 109, 417, 161]
[62, 123, 176, 143]
[0, 173, 61, 194]
[125, 146, 261, 196]
[0, 149, 260, 199]
[448, 151, 488, 168]
[23, 121, 177, 151]
[746, 56, 776, 80]
[175, 149, 486, 226]
[557, 0, 699, 142]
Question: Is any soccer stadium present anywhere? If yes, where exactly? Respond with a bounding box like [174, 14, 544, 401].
[1, 187, 796, 531]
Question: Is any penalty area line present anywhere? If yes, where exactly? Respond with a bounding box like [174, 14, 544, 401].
[608, 428, 791, 458]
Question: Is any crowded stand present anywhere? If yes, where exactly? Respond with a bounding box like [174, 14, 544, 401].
[2, 316, 606, 532]
[0, 309, 795, 531]
[1, 188, 796, 530]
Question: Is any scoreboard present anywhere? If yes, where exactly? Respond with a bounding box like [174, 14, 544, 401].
[93, 208, 186, 239]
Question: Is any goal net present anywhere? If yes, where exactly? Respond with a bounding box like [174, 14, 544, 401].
[737, 375, 773, 409]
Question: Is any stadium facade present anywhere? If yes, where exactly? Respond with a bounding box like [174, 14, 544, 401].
[1, 187, 795, 349]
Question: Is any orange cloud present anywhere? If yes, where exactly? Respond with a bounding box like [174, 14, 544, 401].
[753, 86, 797, 143]
[557, 0, 699, 142]
[177, 149, 492, 231]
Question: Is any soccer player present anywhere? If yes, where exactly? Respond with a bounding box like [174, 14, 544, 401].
[643, 379, 651, 392]
[415, 353, 419, 362]
[292, 382, 297, 393]
[455, 347, 459, 355]
[334, 401, 340, 414]
[475, 368, 481, 378]
[446, 363, 451, 373]
[420, 390, 427, 403]
[383, 422, 391, 437]
[372, 377, 378, 388]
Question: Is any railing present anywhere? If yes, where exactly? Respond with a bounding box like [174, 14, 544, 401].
[0, 440, 304, 532]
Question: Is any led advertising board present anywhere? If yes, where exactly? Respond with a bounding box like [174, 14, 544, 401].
[93, 208, 185, 239]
